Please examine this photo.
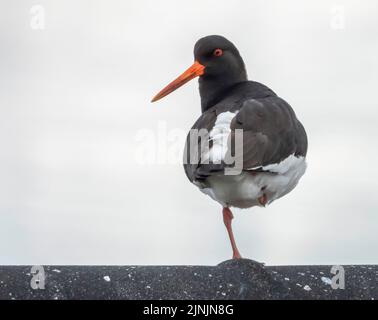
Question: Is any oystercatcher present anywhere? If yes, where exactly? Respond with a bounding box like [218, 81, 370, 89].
[152, 35, 307, 259]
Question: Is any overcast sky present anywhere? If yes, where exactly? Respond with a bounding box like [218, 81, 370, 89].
[0, 0, 377, 266]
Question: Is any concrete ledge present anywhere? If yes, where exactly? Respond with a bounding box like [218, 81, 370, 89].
[0, 259, 376, 300]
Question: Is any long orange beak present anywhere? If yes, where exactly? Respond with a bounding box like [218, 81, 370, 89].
[151, 61, 205, 102]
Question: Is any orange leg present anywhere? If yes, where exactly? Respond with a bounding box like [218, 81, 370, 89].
[222, 207, 242, 259]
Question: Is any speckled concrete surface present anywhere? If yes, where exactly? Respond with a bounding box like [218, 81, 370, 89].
[0, 259, 376, 300]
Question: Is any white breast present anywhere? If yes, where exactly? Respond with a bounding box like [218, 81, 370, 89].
[199, 154, 307, 209]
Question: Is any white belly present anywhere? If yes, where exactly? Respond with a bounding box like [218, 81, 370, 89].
[198, 155, 307, 208]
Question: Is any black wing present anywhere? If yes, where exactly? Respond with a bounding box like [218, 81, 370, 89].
[183, 96, 307, 183]
[229, 97, 307, 170]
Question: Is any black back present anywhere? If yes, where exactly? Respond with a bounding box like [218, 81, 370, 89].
[183, 81, 308, 183]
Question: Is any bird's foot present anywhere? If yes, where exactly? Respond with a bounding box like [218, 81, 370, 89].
[232, 251, 242, 259]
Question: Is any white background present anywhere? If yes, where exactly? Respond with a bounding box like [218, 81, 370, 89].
[0, 0, 377, 265]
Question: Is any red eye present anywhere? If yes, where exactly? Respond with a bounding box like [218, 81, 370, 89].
[213, 48, 223, 57]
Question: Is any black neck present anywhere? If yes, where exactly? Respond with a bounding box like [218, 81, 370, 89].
[199, 71, 247, 112]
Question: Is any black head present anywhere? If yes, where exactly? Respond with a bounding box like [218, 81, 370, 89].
[152, 35, 248, 112]
[194, 35, 247, 81]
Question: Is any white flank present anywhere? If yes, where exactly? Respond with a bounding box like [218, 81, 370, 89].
[199, 154, 307, 208]
[249, 154, 305, 174]
[202, 111, 236, 163]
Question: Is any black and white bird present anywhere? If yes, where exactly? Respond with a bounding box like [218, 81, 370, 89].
[152, 35, 308, 259]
